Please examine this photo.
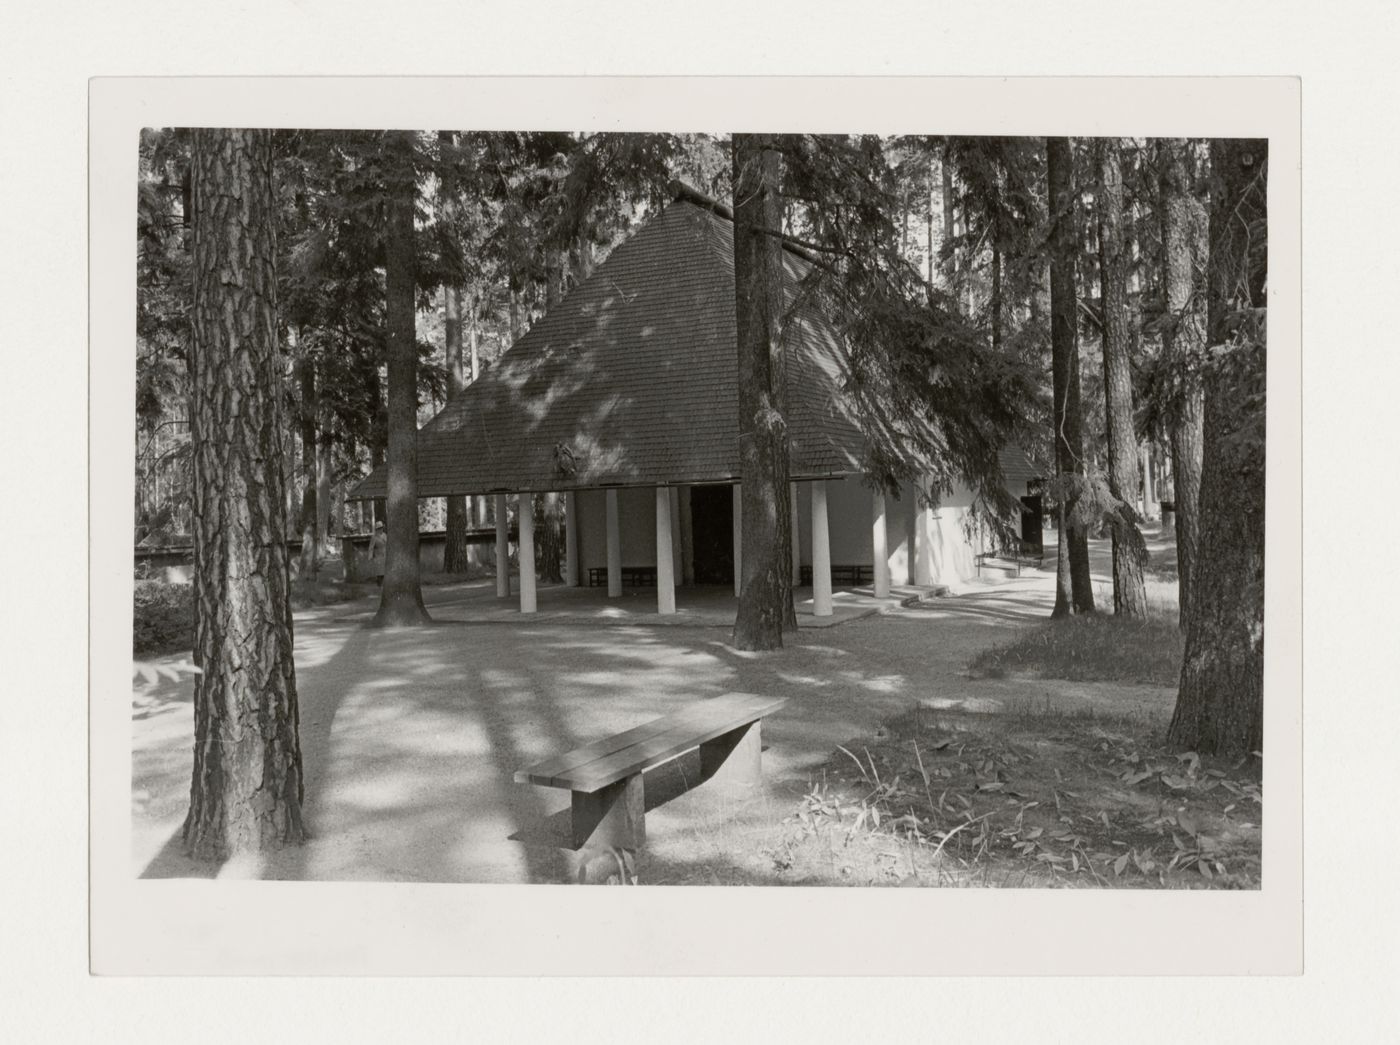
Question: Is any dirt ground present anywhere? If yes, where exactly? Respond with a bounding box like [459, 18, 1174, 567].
[131, 524, 1257, 887]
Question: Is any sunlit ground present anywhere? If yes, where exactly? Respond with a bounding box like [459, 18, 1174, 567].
[131, 525, 1181, 884]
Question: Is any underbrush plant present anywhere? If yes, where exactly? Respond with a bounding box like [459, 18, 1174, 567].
[969, 610, 1184, 686]
[133, 579, 194, 655]
[776, 702, 1261, 889]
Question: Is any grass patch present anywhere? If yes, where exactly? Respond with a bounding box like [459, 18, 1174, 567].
[635, 700, 1260, 889]
[289, 576, 371, 610]
[1143, 548, 1180, 583]
[968, 611, 1184, 686]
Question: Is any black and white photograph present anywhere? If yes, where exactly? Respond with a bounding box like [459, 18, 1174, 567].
[128, 126, 1268, 890]
[77, 75, 1311, 984]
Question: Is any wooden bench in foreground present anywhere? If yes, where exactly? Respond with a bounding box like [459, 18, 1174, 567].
[975, 540, 1044, 577]
[513, 692, 787, 850]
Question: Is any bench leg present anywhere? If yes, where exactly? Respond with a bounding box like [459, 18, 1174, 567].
[572, 774, 645, 850]
[699, 721, 762, 791]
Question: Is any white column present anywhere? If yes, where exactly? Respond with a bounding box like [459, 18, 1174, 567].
[656, 487, 676, 615]
[872, 486, 890, 598]
[790, 481, 802, 586]
[605, 488, 621, 597]
[564, 491, 580, 587]
[732, 482, 743, 597]
[914, 479, 935, 586]
[494, 493, 510, 597]
[1141, 444, 1160, 521]
[905, 495, 917, 586]
[517, 493, 536, 613]
[812, 480, 833, 617]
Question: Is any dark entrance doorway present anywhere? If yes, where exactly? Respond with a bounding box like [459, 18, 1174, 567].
[689, 484, 733, 585]
[1019, 494, 1044, 552]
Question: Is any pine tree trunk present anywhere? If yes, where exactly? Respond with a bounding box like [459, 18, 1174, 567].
[926, 156, 936, 287]
[1168, 140, 1267, 757]
[441, 283, 472, 573]
[1053, 502, 1073, 613]
[367, 365, 388, 526]
[990, 242, 1003, 353]
[1158, 138, 1208, 628]
[373, 131, 430, 626]
[184, 127, 304, 860]
[467, 300, 484, 539]
[296, 342, 319, 580]
[538, 491, 564, 583]
[731, 134, 794, 650]
[437, 132, 473, 574]
[316, 430, 331, 558]
[940, 143, 957, 289]
[1095, 139, 1148, 617]
[1046, 137, 1095, 617]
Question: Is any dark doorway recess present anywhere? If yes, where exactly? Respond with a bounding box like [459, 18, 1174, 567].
[689, 484, 734, 585]
[1020, 494, 1044, 552]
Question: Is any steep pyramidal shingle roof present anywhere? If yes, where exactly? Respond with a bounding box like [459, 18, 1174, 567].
[998, 447, 1043, 488]
[351, 197, 867, 499]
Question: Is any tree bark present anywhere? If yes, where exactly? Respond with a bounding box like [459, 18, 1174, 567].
[442, 281, 472, 572]
[1095, 138, 1148, 617]
[316, 419, 332, 557]
[436, 133, 473, 574]
[1046, 137, 1094, 617]
[367, 365, 387, 526]
[184, 127, 304, 860]
[538, 492, 564, 583]
[1158, 138, 1208, 628]
[373, 131, 430, 626]
[295, 337, 319, 580]
[1053, 502, 1073, 612]
[1167, 140, 1267, 757]
[731, 134, 794, 650]
[990, 242, 1003, 353]
[941, 143, 957, 289]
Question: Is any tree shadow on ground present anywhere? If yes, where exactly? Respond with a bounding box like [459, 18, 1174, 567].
[134, 561, 1092, 884]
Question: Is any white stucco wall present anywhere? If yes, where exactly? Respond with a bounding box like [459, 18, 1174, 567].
[576, 486, 684, 574]
[797, 474, 986, 588]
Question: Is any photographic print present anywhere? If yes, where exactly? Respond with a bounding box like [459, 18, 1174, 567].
[94, 77, 1301, 974]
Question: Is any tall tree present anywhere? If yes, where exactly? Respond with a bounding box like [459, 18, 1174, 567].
[1157, 138, 1208, 627]
[438, 133, 474, 574]
[1168, 139, 1267, 756]
[294, 331, 321, 579]
[184, 128, 304, 859]
[1095, 138, 1148, 616]
[373, 131, 431, 626]
[731, 134, 795, 650]
[1046, 137, 1095, 617]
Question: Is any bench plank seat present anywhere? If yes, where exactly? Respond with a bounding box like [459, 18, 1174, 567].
[976, 543, 1044, 577]
[514, 692, 786, 850]
[554, 696, 785, 793]
[585, 565, 658, 587]
[514, 692, 784, 791]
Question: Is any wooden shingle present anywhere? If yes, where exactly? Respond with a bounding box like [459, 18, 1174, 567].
[351, 197, 868, 499]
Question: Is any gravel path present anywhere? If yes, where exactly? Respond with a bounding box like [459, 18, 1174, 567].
[132, 527, 1179, 883]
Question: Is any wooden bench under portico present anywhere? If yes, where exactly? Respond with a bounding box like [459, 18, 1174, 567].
[975, 540, 1044, 577]
[514, 692, 787, 850]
